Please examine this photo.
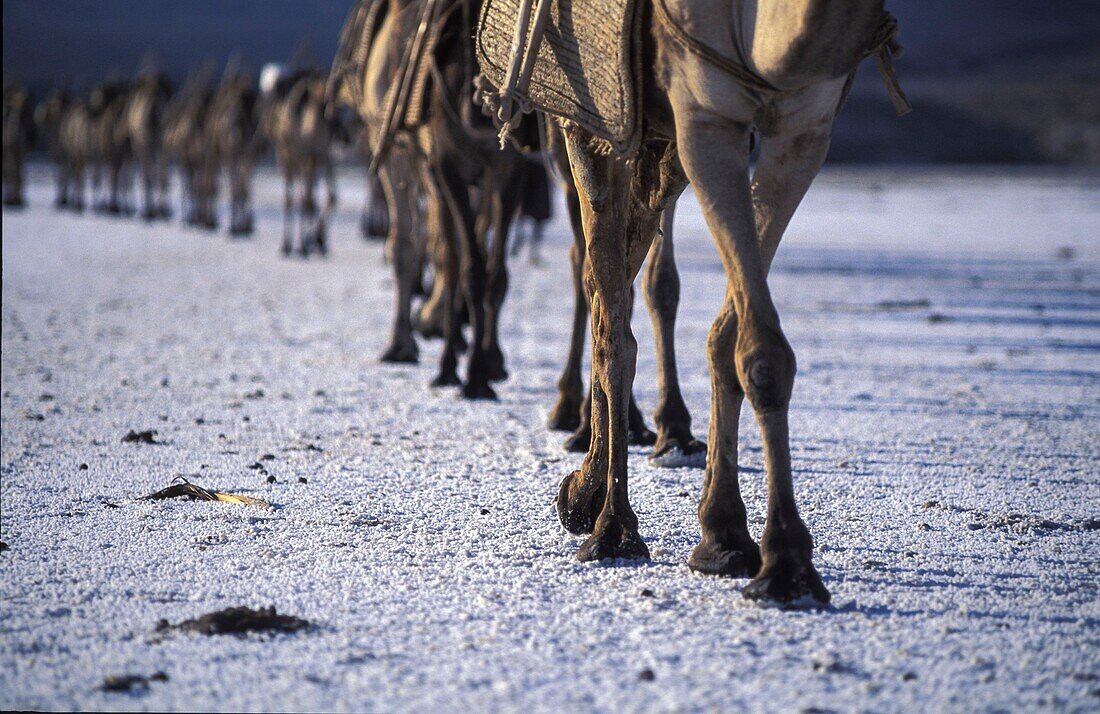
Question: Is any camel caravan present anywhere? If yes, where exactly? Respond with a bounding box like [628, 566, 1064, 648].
[3, 58, 378, 246]
[2, 0, 909, 608]
[328, 0, 909, 608]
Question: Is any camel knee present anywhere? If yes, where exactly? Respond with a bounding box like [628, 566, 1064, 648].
[736, 332, 796, 411]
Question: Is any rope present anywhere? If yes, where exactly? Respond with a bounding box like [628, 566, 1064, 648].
[866, 13, 912, 116]
[652, 0, 778, 93]
[654, 0, 910, 116]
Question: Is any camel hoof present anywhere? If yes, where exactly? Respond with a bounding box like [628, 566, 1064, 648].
[461, 380, 497, 401]
[360, 207, 388, 240]
[547, 397, 582, 432]
[555, 470, 604, 535]
[742, 559, 830, 610]
[380, 341, 418, 364]
[576, 522, 650, 563]
[430, 370, 462, 388]
[414, 313, 443, 339]
[485, 351, 508, 383]
[688, 538, 761, 578]
[229, 222, 254, 237]
[629, 424, 657, 447]
[650, 438, 707, 468]
[562, 425, 591, 453]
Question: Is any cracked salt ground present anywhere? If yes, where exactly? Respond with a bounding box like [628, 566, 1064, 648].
[2, 165, 1099, 711]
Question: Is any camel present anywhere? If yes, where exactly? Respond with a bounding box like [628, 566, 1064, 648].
[480, 0, 909, 606]
[87, 80, 134, 215]
[35, 90, 75, 209]
[164, 79, 219, 229]
[264, 68, 339, 257]
[54, 96, 97, 212]
[2, 81, 35, 208]
[336, 0, 529, 397]
[209, 70, 263, 236]
[542, 123, 704, 465]
[124, 69, 173, 220]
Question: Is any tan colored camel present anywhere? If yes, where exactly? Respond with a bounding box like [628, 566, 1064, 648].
[543, 0, 908, 607]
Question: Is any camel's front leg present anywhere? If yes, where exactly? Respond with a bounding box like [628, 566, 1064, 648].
[677, 115, 828, 607]
[556, 131, 663, 560]
[646, 202, 706, 467]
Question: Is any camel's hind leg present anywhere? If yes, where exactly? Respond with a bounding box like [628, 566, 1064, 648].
[378, 149, 420, 364]
[483, 160, 524, 383]
[547, 169, 588, 432]
[646, 202, 706, 467]
[675, 97, 833, 607]
[280, 167, 295, 256]
[435, 155, 495, 400]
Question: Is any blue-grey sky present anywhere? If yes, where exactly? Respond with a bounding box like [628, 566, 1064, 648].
[4, 0, 1099, 93]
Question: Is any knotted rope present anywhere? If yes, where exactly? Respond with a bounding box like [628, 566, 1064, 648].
[867, 13, 912, 116]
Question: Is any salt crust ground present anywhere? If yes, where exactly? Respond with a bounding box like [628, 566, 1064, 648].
[2, 165, 1098, 712]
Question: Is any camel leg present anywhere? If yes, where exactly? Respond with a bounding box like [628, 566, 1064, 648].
[556, 130, 665, 559]
[299, 159, 319, 256]
[483, 162, 524, 383]
[281, 169, 295, 256]
[436, 155, 495, 400]
[547, 179, 587, 432]
[156, 148, 170, 218]
[562, 289, 657, 452]
[362, 170, 389, 240]
[424, 167, 463, 386]
[313, 156, 335, 257]
[71, 163, 85, 212]
[378, 150, 420, 364]
[676, 110, 829, 606]
[141, 154, 156, 220]
[646, 202, 706, 467]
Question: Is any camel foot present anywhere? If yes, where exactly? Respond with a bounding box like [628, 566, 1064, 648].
[629, 423, 658, 447]
[688, 536, 761, 578]
[485, 345, 508, 383]
[576, 519, 650, 563]
[413, 300, 445, 339]
[229, 217, 254, 236]
[563, 424, 591, 453]
[742, 557, 830, 609]
[555, 470, 605, 535]
[360, 205, 388, 240]
[461, 380, 497, 401]
[430, 369, 462, 388]
[547, 395, 582, 432]
[650, 437, 707, 468]
[380, 340, 418, 364]
[627, 402, 657, 447]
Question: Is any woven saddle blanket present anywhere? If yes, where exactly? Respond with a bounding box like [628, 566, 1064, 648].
[476, 0, 643, 155]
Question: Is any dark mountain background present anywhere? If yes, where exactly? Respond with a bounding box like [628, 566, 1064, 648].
[5, 0, 1100, 163]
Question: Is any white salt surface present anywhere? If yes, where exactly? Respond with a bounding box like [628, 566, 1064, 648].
[2, 165, 1098, 711]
